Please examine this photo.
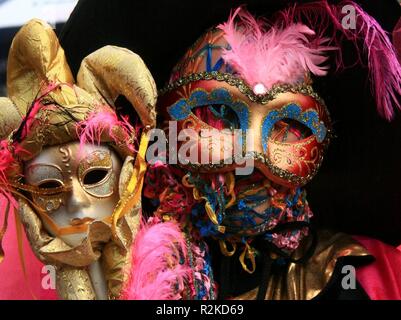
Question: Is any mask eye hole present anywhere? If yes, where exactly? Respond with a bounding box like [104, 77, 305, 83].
[271, 119, 312, 143]
[83, 169, 109, 186]
[38, 180, 63, 189]
[192, 104, 240, 130]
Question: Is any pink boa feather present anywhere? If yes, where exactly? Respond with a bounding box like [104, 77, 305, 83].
[121, 221, 192, 300]
[0, 140, 21, 222]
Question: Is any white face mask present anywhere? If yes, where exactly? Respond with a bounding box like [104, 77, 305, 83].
[24, 141, 122, 247]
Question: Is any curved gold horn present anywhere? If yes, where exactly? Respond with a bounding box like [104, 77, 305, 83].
[0, 98, 22, 140]
[77, 45, 157, 127]
[6, 19, 74, 115]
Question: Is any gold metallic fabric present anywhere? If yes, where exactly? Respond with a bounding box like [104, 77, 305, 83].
[77, 45, 157, 127]
[56, 266, 97, 300]
[7, 19, 74, 115]
[234, 230, 371, 300]
[5, 19, 157, 163]
[0, 97, 22, 139]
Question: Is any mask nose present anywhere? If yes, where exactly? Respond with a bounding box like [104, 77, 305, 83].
[241, 125, 264, 156]
[66, 179, 91, 213]
[243, 113, 265, 155]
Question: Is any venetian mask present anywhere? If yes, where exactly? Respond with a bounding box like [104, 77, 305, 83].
[155, 7, 401, 276]
[24, 142, 123, 247]
[159, 19, 331, 189]
[157, 9, 333, 255]
[0, 19, 157, 299]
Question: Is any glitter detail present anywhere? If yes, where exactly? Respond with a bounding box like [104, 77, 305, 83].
[167, 87, 249, 130]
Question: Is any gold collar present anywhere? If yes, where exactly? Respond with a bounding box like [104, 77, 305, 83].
[234, 229, 371, 300]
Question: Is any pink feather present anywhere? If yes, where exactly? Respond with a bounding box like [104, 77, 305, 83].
[76, 108, 136, 155]
[280, 0, 401, 120]
[121, 221, 192, 300]
[218, 7, 335, 91]
[0, 140, 19, 256]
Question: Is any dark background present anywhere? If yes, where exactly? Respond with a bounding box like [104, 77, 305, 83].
[2, 0, 401, 245]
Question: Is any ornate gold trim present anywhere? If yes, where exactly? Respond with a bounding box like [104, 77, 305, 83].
[234, 230, 371, 300]
[160, 71, 330, 118]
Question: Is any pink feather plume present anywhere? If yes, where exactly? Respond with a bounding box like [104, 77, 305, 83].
[279, 0, 401, 120]
[76, 108, 136, 154]
[121, 220, 192, 300]
[218, 7, 335, 92]
[0, 140, 19, 256]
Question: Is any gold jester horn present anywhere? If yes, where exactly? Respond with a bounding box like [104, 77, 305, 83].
[7, 19, 74, 115]
[77, 45, 157, 128]
[76, 46, 157, 237]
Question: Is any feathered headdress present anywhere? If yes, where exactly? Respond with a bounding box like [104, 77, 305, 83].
[218, 1, 401, 120]
[218, 7, 334, 94]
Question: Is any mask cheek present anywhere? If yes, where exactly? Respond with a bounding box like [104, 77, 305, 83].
[260, 102, 330, 187]
[264, 136, 325, 187]
[32, 193, 65, 213]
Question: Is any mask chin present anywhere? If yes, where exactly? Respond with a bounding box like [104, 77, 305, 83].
[59, 232, 89, 247]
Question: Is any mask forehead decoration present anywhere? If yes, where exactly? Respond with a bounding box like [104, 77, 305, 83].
[0, 19, 157, 299]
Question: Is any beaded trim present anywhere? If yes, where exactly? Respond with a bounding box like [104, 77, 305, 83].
[10, 179, 72, 195]
[160, 71, 329, 115]
[176, 146, 330, 186]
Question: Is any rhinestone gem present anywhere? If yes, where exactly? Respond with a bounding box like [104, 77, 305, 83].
[46, 202, 54, 212]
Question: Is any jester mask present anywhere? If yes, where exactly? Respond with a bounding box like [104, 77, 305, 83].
[0, 19, 157, 299]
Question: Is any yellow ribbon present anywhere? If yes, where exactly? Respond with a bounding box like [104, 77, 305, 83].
[239, 243, 256, 274]
[111, 129, 149, 238]
[219, 239, 237, 257]
[182, 172, 237, 228]
[224, 172, 236, 209]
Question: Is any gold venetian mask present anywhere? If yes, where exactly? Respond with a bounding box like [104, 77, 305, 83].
[0, 19, 157, 299]
[24, 142, 122, 247]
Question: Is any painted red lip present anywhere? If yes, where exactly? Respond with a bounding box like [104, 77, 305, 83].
[70, 217, 95, 226]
